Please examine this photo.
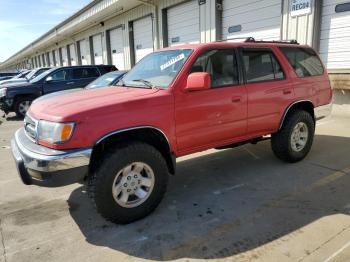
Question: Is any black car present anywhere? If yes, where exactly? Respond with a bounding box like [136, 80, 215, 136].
[0, 65, 116, 117]
[32, 70, 127, 104]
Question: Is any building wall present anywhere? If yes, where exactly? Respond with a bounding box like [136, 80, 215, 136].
[1, 0, 350, 90]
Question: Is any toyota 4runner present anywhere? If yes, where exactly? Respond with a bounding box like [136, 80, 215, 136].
[11, 39, 332, 224]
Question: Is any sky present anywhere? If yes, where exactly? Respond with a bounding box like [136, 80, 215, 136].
[0, 0, 92, 62]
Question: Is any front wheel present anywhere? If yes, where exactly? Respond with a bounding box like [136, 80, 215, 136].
[15, 97, 33, 117]
[88, 142, 169, 224]
[271, 110, 315, 163]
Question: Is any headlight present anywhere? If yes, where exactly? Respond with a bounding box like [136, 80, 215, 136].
[0, 88, 6, 98]
[38, 120, 75, 144]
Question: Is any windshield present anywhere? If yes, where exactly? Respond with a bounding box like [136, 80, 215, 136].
[86, 71, 123, 89]
[122, 49, 193, 89]
[30, 67, 57, 83]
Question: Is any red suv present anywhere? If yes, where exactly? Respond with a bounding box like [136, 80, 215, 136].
[11, 39, 332, 223]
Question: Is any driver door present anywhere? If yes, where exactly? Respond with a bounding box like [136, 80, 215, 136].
[175, 48, 248, 154]
[42, 68, 72, 94]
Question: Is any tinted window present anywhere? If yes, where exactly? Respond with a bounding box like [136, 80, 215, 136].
[72, 68, 100, 79]
[99, 66, 117, 75]
[242, 48, 284, 83]
[280, 47, 324, 77]
[190, 49, 239, 88]
[50, 69, 70, 81]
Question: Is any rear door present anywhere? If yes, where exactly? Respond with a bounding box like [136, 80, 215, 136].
[175, 48, 247, 153]
[241, 46, 294, 136]
[42, 68, 72, 94]
[70, 67, 101, 88]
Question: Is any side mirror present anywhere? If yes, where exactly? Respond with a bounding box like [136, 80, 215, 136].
[185, 72, 211, 92]
[45, 76, 53, 82]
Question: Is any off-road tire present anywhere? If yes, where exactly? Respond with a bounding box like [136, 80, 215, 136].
[271, 110, 315, 163]
[88, 142, 169, 224]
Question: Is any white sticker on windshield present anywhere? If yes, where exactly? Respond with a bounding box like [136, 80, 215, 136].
[105, 78, 114, 81]
[160, 53, 185, 71]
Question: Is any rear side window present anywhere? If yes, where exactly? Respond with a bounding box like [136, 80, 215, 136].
[72, 68, 100, 79]
[242, 48, 285, 83]
[190, 49, 239, 88]
[99, 66, 117, 75]
[280, 47, 324, 77]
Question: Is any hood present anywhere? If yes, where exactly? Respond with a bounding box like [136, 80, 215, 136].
[2, 81, 32, 89]
[0, 78, 27, 85]
[29, 86, 159, 121]
[32, 88, 83, 104]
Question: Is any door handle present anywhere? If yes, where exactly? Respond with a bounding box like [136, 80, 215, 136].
[283, 89, 292, 95]
[231, 97, 241, 103]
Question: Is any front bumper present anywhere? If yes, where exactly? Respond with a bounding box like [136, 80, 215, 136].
[315, 103, 332, 120]
[11, 128, 92, 187]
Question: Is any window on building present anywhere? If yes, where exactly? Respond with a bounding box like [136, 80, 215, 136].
[242, 48, 284, 83]
[335, 2, 350, 13]
[190, 49, 239, 88]
[280, 47, 324, 77]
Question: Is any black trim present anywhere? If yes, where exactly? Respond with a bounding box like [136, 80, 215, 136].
[89, 36, 95, 65]
[76, 41, 82, 65]
[128, 21, 136, 67]
[67, 44, 72, 66]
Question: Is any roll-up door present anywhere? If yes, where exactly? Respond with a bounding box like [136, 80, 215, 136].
[54, 50, 60, 66]
[61, 46, 68, 66]
[320, 0, 350, 69]
[109, 27, 125, 70]
[69, 44, 77, 66]
[78, 39, 89, 65]
[167, 0, 200, 46]
[222, 0, 282, 41]
[133, 16, 154, 63]
[92, 34, 104, 65]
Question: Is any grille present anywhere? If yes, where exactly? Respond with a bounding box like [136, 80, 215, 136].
[24, 114, 38, 141]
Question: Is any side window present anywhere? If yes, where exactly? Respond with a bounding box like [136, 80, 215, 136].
[50, 69, 69, 81]
[190, 49, 239, 88]
[242, 48, 285, 83]
[280, 47, 324, 77]
[72, 68, 100, 79]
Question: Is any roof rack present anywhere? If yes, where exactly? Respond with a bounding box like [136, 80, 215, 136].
[218, 37, 299, 45]
[245, 38, 299, 45]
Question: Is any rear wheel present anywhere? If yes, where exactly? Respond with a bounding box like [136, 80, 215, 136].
[271, 110, 315, 163]
[15, 97, 33, 117]
[88, 142, 169, 224]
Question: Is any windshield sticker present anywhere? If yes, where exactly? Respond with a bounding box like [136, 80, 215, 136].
[160, 53, 185, 71]
[105, 77, 114, 81]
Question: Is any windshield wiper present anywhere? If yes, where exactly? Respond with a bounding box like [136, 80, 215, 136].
[116, 78, 125, 86]
[131, 79, 155, 89]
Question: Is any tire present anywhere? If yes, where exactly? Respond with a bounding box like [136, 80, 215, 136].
[15, 97, 33, 117]
[271, 110, 315, 163]
[88, 142, 169, 224]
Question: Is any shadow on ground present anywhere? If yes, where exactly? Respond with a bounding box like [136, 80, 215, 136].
[68, 134, 350, 260]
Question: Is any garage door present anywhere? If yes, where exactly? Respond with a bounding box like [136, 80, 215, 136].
[49, 51, 54, 66]
[167, 0, 200, 46]
[69, 44, 77, 66]
[133, 16, 154, 63]
[222, 0, 282, 41]
[92, 34, 104, 65]
[54, 50, 60, 66]
[109, 27, 125, 70]
[320, 0, 350, 69]
[61, 46, 68, 66]
[78, 39, 89, 65]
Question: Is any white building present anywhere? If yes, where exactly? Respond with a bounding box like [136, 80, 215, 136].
[0, 0, 349, 89]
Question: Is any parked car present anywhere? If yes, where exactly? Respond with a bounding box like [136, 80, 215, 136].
[11, 40, 332, 224]
[0, 65, 116, 117]
[32, 70, 127, 104]
[0, 72, 18, 81]
[0, 68, 50, 86]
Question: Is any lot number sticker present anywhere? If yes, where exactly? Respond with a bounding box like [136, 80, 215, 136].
[290, 0, 312, 17]
[160, 53, 185, 71]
